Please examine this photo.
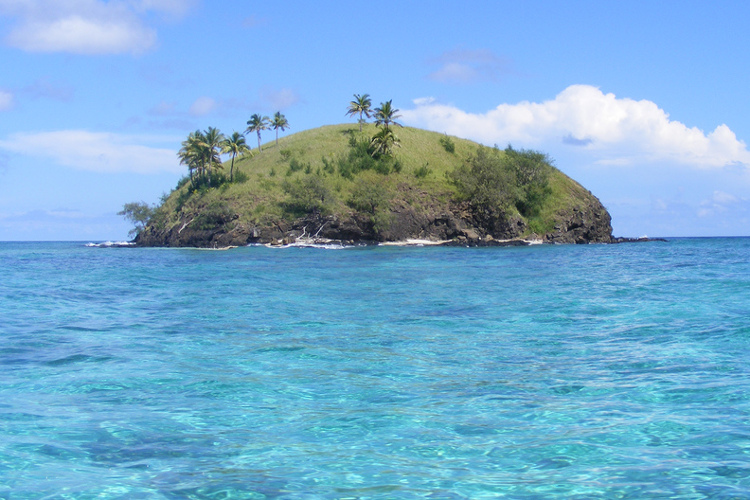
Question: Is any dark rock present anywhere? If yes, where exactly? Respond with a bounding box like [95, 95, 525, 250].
[611, 236, 668, 243]
[136, 184, 615, 248]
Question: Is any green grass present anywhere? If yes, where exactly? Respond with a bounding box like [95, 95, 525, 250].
[154, 123, 602, 238]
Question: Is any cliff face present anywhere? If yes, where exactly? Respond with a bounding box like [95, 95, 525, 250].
[544, 198, 613, 244]
[135, 191, 612, 247]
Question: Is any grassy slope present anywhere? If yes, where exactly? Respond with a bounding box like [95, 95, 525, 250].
[157, 123, 596, 237]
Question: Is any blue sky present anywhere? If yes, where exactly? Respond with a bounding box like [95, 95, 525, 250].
[1, 0, 749, 240]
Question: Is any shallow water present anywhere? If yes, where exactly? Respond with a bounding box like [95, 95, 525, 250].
[1, 239, 749, 499]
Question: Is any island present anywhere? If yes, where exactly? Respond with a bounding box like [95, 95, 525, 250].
[126, 115, 614, 248]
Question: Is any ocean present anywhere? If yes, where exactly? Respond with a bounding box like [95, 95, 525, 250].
[1, 239, 749, 499]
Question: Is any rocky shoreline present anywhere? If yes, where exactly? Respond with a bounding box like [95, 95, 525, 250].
[130, 192, 662, 249]
[135, 194, 616, 248]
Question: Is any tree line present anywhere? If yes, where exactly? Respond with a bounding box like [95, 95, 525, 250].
[346, 94, 402, 157]
[176, 94, 403, 191]
[178, 111, 289, 188]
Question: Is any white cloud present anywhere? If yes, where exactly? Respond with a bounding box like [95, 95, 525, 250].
[0, 0, 195, 54]
[429, 48, 511, 84]
[0, 130, 180, 174]
[698, 190, 746, 218]
[188, 96, 217, 117]
[7, 15, 155, 54]
[0, 89, 13, 110]
[259, 87, 300, 110]
[402, 85, 750, 169]
[133, 0, 195, 18]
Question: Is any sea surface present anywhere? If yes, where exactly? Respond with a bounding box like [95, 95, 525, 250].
[1, 239, 750, 499]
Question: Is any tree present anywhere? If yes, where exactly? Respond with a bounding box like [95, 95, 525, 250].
[346, 93, 372, 132]
[347, 171, 393, 234]
[271, 111, 290, 146]
[202, 126, 225, 182]
[373, 100, 402, 130]
[118, 202, 154, 238]
[450, 146, 517, 218]
[221, 131, 250, 182]
[504, 145, 553, 217]
[369, 126, 400, 157]
[282, 175, 332, 214]
[246, 114, 270, 152]
[177, 128, 224, 187]
[178, 130, 204, 182]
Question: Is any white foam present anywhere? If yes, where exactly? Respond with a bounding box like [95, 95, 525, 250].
[265, 241, 353, 250]
[380, 239, 449, 247]
[85, 241, 135, 248]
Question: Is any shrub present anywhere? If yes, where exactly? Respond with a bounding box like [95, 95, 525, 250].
[338, 134, 400, 178]
[439, 135, 455, 153]
[348, 172, 393, 233]
[288, 158, 305, 173]
[450, 146, 518, 217]
[504, 145, 553, 217]
[233, 170, 249, 184]
[348, 172, 390, 214]
[414, 163, 431, 179]
[191, 200, 234, 230]
[282, 175, 332, 215]
[321, 156, 336, 175]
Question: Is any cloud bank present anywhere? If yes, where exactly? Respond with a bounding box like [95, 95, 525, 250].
[0, 0, 195, 54]
[402, 85, 750, 169]
[0, 130, 180, 173]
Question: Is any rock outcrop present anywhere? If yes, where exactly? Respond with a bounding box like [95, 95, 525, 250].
[135, 192, 612, 247]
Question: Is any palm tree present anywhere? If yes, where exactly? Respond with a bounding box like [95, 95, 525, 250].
[202, 126, 225, 185]
[373, 100, 402, 130]
[370, 126, 400, 157]
[178, 130, 205, 184]
[221, 131, 250, 182]
[246, 114, 270, 152]
[346, 93, 372, 132]
[271, 111, 289, 146]
[178, 128, 224, 187]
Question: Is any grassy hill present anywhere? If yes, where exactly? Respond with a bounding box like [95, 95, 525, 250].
[137, 124, 612, 247]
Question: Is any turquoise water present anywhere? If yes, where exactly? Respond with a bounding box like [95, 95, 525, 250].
[1, 239, 750, 499]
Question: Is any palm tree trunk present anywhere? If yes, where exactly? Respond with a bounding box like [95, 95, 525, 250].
[230, 155, 235, 182]
[257, 130, 262, 152]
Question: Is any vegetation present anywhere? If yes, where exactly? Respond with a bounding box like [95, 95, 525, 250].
[346, 94, 372, 132]
[221, 131, 250, 182]
[282, 175, 331, 215]
[246, 114, 271, 152]
[271, 112, 289, 146]
[122, 95, 602, 244]
[450, 145, 554, 229]
[439, 134, 455, 153]
[118, 202, 154, 237]
[178, 128, 225, 188]
[373, 100, 402, 130]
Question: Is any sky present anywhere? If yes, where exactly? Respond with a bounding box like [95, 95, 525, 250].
[1, 0, 749, 240]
